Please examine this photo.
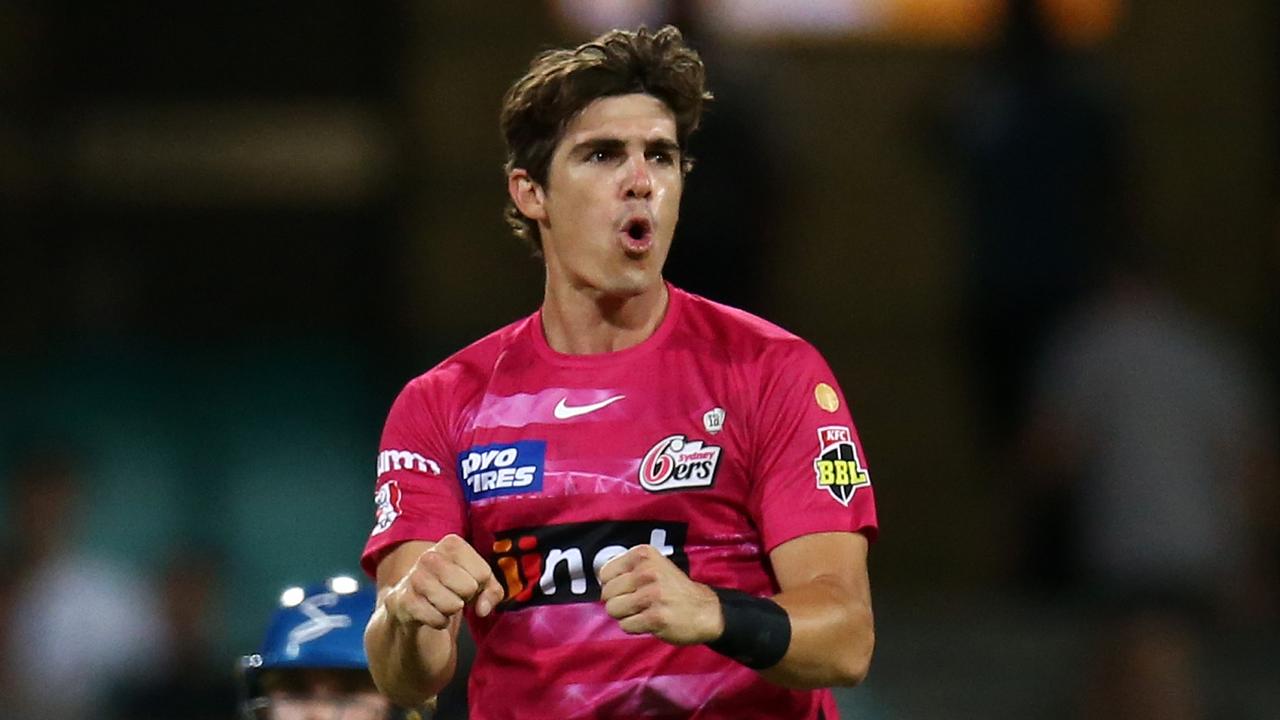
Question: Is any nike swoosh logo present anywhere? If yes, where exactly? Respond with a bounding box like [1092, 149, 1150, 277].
[553, 394, 626, 420]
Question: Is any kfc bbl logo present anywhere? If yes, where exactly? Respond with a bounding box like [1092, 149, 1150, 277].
[813, 426, 870, 506]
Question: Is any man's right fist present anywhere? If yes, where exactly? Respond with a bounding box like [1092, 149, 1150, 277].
[385, 534, 506, 629]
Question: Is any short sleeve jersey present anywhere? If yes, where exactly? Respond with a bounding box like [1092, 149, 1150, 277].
[362, 285, 878, 720]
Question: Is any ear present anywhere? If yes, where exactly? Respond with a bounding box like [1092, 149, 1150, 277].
[508, 169, 548, 223]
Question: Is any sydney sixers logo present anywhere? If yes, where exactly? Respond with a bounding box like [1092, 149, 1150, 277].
[639, 434, 722, 492]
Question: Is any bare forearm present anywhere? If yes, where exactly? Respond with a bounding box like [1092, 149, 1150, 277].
[597, 534, 874, 689]
[762, 578, 874, 689]
[366, 536, 506, 707]
[364, 605, 457, 706]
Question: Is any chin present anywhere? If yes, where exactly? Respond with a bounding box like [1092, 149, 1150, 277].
[590, 273, 654, 301]
[596, 281, 646, 300]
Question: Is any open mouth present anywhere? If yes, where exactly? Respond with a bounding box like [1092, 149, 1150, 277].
[620, 217, 653, 254]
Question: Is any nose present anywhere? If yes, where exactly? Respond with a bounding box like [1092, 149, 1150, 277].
[623, 154, 652, 199]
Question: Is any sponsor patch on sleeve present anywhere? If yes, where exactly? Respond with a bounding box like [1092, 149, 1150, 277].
[815, 382, 840, 413]
[458, 440, 546, 501]
[813, 426, 870, 506]
[377, 449, 442, 477]
[371, 480, 402, 536]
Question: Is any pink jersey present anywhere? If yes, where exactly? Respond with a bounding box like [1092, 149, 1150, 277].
[362, 285, 878, 720]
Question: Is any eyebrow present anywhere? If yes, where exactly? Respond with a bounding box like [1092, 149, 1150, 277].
[571, 137, 681, 157]
[573, 138, 625, 156]
[645, 138, 681, 156]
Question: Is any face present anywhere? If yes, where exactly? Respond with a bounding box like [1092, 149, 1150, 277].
[511, 93, 683, 299]
[260, 669, 393, 720]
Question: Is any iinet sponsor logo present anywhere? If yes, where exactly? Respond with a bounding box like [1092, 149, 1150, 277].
[491, 521, 689, 608]
[376, 449, 441, 477]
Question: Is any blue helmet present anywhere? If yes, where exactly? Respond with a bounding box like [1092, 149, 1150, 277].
[239, 576, 432, 719]
[243, 575, 375, 677]
[240, 576, 380, 718]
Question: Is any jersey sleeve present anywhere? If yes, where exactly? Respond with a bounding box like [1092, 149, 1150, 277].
[748, 340, 878, 553]
[360, 376, 467, 579]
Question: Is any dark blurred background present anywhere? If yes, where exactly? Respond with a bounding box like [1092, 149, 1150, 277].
[2, 1, 1278, 718]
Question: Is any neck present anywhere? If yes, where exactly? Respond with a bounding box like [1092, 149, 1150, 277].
[540, 279, 669, 354]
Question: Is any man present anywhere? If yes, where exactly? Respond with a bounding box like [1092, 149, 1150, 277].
[362, 26, 878, 719]
[1020, 250, 1277, 719]
[240, 577, 429, 720]
[2, 448, 163, 720]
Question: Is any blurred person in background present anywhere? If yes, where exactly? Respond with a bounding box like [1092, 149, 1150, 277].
[0, 541, 18, 711]
[1020, 245, 1278, 719]
[109, 548, 238, 720]
[239, 576, 430, 720]
[1, 445, 163, 720]
[941, 0, 1125, 592]
[946, 0, 1121, 445]
[362, 25, 877, 720]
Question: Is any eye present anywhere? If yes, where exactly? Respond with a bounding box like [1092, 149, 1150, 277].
[587, 148, 617, 163]
[647, 150, 675, 165]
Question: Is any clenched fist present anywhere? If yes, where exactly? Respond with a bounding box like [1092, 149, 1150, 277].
[383, 534, 506, 630]
[599, 543, 724, 645]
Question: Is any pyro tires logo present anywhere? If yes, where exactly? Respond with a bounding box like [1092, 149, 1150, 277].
[638, 434, 722, 492]
[814, 426, 870, 506]
[458, 440, 546, 501]
[490, 521, 689, 608]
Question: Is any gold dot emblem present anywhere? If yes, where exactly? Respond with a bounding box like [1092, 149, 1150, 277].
[815, 383, 840, 413]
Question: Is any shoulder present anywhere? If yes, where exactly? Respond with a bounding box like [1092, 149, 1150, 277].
[673, 287, 825, 368]
[397, 314, 535, 410]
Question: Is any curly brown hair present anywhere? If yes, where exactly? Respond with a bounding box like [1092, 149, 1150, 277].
[500, 25, 712, 256]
